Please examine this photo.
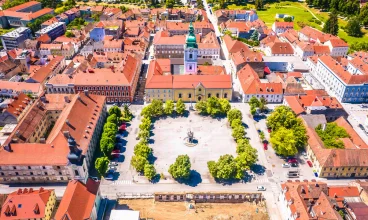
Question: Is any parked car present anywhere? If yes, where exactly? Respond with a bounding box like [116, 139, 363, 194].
[267, 128, 271, 133]
[257, 186, 266, 191]
[307, 160, 313, 167]
[105, 173, 114, 180]
[111, 149, 120, 158]
[119, 123, 126, 132]
[109, 162, 118, 166]
[282, 163, 290, 168]
[290, 163, 298, 167]
[302, 152, 308, 159]
[263, 141, 268, 150]
[288, 158, 298, 164]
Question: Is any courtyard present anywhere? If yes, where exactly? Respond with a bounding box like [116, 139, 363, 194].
[151, 111, 237, 182]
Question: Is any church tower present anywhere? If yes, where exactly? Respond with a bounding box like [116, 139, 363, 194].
[184, 22, 198, 74]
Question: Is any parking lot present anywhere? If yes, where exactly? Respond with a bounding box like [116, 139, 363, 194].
[151, 112, 237, 181]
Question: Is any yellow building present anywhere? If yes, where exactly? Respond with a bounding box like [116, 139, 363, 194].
[145, 60, 232, 103]
[301, 115, 368, 178]
[0, 188, 56, 220]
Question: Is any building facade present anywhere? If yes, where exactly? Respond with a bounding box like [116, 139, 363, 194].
[35, 22, 66, 41]
[0, 27, 32, 50]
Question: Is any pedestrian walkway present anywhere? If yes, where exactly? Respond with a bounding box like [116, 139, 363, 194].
[112, 180, 133, 185]
[252, 176, 269, 184]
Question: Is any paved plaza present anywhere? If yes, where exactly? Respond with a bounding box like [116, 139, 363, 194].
[151, 112, 237, 179]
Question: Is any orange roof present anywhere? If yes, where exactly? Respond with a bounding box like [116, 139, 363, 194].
[4, 93, 31, 118]
[335, 117, 368, 149]
[273, 21, 293, 28]
[29, 56, 64, 83]
[313, 45, 330, 55]
[328, 186, 360, 198]
[166, 22, 188, 31]
[223, 35, 250, 54]
[299, 26, 338, 43]
[237, 64, 283, 95]
[173, 75, 232, 89]
[297, 42, 314, 52]
[198, 32, 220, 49]
[231, 49, 262, 66]
[328, 38, 348, 47]
[6, 1, 39, 12]
[153, 33, 185, 45]
[284, 92, 343, 115]
[349, 57, 368, 74]
[0, 81, 42, 95]
[103, 39, 123, 49]
[260, 35, 281, 45]
[0, 188, 53, 220]
[125, 27, 140, 36]
[37, 34, 51, 43]
[279, 29, 299, 44]
[221, 20, 250, 32]
[0, 94, 106, 166]
[319, 55, 368, 84]
[124, 20, 145, 29]
[55, 179, 99, 220]
[267, 42, 294, 54]
[42, 17, 58, 27]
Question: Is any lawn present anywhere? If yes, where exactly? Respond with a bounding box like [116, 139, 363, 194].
[254, 1, 368, 45]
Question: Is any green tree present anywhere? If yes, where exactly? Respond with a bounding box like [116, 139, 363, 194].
[131, 155, 148, 172]
[207, 154, 243, 180]
[138, 129, 150, 141]
[219, 0, 225, 9]
[259, 97, 267, 113]
[270, 127, 298, 156]
[236, 138, 250, 154]
[315, 122, 350, 149]
[139, 117, 151, 131]
[219, 98, 231, 114]
[107, 114, 118, 124]
[121, 104, 133, 122]
[232, 125, 245, 140]
[176, 99, 186, 115]
[100, 136, 115, 157]
[359, 4, 368, 26]
[195, 100, 208, 114]
[231, 119, 242, 129]
[65, 31, 75, 38]
[249, 96, 260, 108]
[284, 17, 293, 22]
[95, 157, 110, 177]
[227, 109, 242, 124]
[103, 122, 118, 133]
[259, 131, 265, 141]
[134, 142, 152, 158]
[150, 99, 164, 117]
[206, 97, 222, 116]
[164, 100, 174, 115]
[144, 164, 156, 180]
[346, 17, 363, 37]
[168, 155, 191, 179]
[323, 10, 339, 36]
[109, 106, 122, 118]
[266, 106, 298, 131]
[255, 0, 263, 10]
[141, 105, 154, 118]
[235, 146, 258, 170]
[165, 0, 174, 8]
[250, 106, 257, 116]
[250, 30, 259, 41]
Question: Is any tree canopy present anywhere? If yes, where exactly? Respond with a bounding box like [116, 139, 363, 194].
[227, 109, 242, 124]
[208, 154, 245, 180]
[164, 100, 175, 115]
[109, 106, 122, 119]
[100, 136, 115, 157]
[131, 155, 148, 173]
[168, 155, 191, 179]
[121, 105, 133, 122]
[270, 127, 298, 156]
[315, 122, 350, 149]
[322, 10, 339, 36]
[144, 164, 156, 181]
[176, 99, 186, 115]
[95, 157, 109, 177]
[134, 142, 152, 158]
[345, 17, 363, 37]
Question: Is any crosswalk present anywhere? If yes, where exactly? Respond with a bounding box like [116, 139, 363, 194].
[251, 175, 269, 184]
[112, 180, 133, 185]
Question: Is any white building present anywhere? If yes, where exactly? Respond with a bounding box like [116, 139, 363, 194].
[271, 22, 293, 34]
[295, 42, 314, 61]
[324, 39, 349, 57]
[313, 55, 368, 103]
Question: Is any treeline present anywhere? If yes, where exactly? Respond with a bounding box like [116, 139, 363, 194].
[306, 0, 360, 16]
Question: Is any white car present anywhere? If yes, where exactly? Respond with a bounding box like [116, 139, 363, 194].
[302, 152, 308, 159]
[257, 186, 266, 191]
[282, 163, 290, 168]
[109, 162, 118, 166]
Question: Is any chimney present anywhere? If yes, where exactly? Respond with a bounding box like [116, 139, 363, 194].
[84, 90, 89, 97]
[29, 188, 33, 193]
[23, 188, 28, 194]
[39, 187, 44, 193]
[64, 96, 70, 103]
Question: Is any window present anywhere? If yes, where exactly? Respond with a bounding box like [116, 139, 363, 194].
[224, 93, 228, 98]
[13, 166, 16, 170]
[56, 166, 61, 169]
[30, 172, 33, 175]
[208, 93, 211, 98]
[198, 88, 201, 92]
[188, 93, 192, 98]
[15, 172, 19, 176]
[216, 93, 220, 98]
[28, 166, 31, 169]
[178, 93, 182, 98]
[74, 170, 79, 176]
[59, 172, 62, 175]
[189, 65, 192, 70]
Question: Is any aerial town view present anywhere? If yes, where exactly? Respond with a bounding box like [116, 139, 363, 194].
[0, 0, 368, 218]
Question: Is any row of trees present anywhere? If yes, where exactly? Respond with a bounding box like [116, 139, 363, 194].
[195, 97, 231, 116]
[27, 14, 54, 34]
[267, 106, 308, 157]
[207, 108, 258, 180]
[141, 99, 185, 118]
[95, 106, 126, 177]
[130, 116, 156, 181]
[306, 0, 360, 16]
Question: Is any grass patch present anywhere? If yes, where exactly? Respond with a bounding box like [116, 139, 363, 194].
[315, 122, 350, 149]
[226, 3, 252, 10]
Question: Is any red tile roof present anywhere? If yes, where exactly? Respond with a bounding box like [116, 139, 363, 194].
[328, 186, 360, 198]
[267, 42, 294, 55]
[55, 179, 99, 220]
[327, 38, 348, 47]
[273, 21, 293, 28]
[319, 55, 368, 84]
[223, 35, 250, 54]
[0, 81, 42, 95]
[237, 64, 283, 95]
[0, 188, 53, 220]
[29, 56, 64, 83]
[4, 93, 31, 118]
[6, 1, 39, 12]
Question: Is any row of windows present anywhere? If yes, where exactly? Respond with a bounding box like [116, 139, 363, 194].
[1, 176, 71, 182]
[77, 86, 129, 91]
[323, 167, 368, 171]
[1, 170, 70, 176]
[3, 166, 61, 170]
[178, 93, 228, 99]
